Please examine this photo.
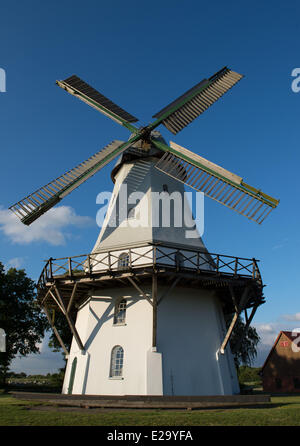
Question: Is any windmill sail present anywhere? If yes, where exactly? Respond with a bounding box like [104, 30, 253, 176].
[56, 75, 138, 130]
[10, 140, 129, 225]
[152, 67, 243, 135]
[153, 140, 279, 224]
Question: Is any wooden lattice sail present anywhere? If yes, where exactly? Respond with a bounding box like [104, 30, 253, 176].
[153, 140, 279, 224]
[9, 140, 129, 225]
[152, 67, 243, 134]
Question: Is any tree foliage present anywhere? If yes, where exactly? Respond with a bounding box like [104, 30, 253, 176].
[227, 314, 260, 368]
[237, 365, 261, 384]
[0, 262, 48, 385]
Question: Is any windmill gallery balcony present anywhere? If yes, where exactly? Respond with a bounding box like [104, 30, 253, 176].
[37, 243, 264, 320]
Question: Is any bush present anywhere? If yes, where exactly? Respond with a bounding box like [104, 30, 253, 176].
[238, 366, 262, 385]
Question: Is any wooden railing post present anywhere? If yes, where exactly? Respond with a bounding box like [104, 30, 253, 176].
[49, 258, 53, 280]
[234, 257, 238, 275]
[68, 258, 72, 276]
[108, 252, 111, 271]
[216, 255, 219, 273]
[87, 254, 91, 274]
[252, 258, 260, 280]
[129, 249, 132, 268]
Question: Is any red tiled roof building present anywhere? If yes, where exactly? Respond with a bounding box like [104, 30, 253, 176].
[261, 331, 300, 393]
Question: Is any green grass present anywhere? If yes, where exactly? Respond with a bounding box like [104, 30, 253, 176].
[1, 394, 300, 426]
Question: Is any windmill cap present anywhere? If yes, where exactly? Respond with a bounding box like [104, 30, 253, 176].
[110, 130, 166, 183]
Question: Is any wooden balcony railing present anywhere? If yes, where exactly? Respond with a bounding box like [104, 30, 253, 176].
[37, 244, 262, 292]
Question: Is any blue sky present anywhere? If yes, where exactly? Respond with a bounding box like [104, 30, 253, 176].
[1, 0, 300, 372]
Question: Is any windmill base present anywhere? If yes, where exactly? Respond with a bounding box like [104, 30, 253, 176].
[10, 392, 270, 410]
[37, 245, 264, 398]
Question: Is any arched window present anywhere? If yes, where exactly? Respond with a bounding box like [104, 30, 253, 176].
[118, 252, 129, 270]
[110, 345, 124, 378]
[114, 299, 127, 325]
[162, 184, 169, 192]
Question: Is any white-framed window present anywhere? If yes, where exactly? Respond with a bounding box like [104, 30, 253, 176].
[118, 252, 129, 269]
[110, 345, 124, 378]
[114, 299, 127, 325]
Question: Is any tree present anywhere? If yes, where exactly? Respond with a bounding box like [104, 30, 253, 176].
[0, 262, 48, 386]
[226, 314, 260, 368]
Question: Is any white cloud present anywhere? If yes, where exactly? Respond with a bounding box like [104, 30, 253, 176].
[0, 205, 93, 246]
[282, 313, 300, 321]
[6, 257, 25, 269]
[257, 324, 274, 333]
[254, 322, 279, 347]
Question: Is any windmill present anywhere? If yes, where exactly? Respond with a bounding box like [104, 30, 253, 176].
[9, 67, 278, 396]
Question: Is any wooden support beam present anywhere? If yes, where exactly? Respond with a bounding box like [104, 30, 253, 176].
[244, 308, 249, 324]
[116, 278, 127, 285]
[43, 305, 69, 356]
[67, 282, 78, 314]
[219, 285, 251, 354]
[41, 287, 53, 306]
[54, 284, 85, 352]
[228, 284, 238, 312]
[49, 287, 65, 314]
[220, 312, 239, 355]
[157, 277, 181, 305]
[127, 276, 153, 306]
[152, 273, 158, 348]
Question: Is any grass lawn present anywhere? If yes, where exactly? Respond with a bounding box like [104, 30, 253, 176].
[1, 393, 300, 426]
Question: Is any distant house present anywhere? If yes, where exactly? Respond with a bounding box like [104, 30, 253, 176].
[261, 331, 300, 393]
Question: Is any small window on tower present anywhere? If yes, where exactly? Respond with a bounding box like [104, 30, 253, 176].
[118, 252, 130, 270]
[162, 184, 169, 192]
[114, 299, 127, 325]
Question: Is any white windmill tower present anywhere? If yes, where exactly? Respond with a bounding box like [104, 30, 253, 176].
[10, 67, 279, 396]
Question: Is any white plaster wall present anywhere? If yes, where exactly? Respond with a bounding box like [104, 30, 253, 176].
[146, 349, 163, 395]
[92, 161, 154, 251]
[63, 286, 153, 395]
[92, 159, 207, 253]
[157, 286, 238, 395]
[62, 301, 91, 394]
[63, 284, 239, 396]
